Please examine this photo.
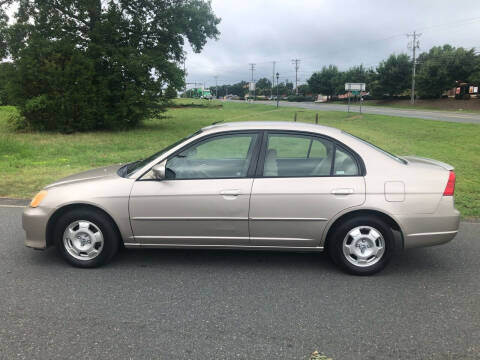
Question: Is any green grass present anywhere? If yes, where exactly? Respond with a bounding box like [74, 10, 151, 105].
[0, 101, 479, 218]
[361, 100, 480, 114]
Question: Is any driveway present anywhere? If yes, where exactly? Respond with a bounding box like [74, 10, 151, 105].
[1, 206, 479, 359]
[235, 100, 480, 124]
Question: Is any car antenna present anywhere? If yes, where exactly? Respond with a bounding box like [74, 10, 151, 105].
[211, 120, 224, 125]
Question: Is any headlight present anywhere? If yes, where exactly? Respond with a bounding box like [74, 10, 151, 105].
[30, 190, 48, 208]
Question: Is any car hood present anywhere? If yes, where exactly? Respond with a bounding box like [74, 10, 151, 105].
[402, 156, 454, 171]
[44, 164, 123, 189]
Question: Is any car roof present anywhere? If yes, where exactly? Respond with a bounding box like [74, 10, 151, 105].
[202, 121, 342, 136]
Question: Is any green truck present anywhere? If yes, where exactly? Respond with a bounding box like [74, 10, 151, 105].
[192, 88, 213, 99]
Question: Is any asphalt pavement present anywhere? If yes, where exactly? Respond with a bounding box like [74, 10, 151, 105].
[235, 100, 480, 124]
[1, 206, 479, 359]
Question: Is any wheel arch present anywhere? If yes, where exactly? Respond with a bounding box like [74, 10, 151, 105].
[323, 209, 404, 251]
[46, 203, 123, 248]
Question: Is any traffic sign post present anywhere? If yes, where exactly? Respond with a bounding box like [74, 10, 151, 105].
[345, 83, 366, 113]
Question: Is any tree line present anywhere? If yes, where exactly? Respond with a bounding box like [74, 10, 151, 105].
[211, 44, 480, 101]
[207, 79, 297, 99]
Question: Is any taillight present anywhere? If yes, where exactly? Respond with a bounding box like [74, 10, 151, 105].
[443, 171, 456, 196]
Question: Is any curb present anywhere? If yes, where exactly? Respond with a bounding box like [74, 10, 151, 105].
[0, 198, 30, 207]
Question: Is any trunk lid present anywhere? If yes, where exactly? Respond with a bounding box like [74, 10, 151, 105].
[399, 156, 455, 214]
[401, 156, 454, 171]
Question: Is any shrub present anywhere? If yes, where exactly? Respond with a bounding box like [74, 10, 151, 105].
[6, 111, 30, 132]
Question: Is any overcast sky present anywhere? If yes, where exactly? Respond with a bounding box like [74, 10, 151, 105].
[184, 0, 480, 88]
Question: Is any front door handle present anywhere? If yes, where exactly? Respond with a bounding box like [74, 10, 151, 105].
[220, 189, 241, 196]
[331, 188, 354, 195]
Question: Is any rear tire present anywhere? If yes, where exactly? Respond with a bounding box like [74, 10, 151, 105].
[54, 208, 119, 268]
[327, 216, 394, 275]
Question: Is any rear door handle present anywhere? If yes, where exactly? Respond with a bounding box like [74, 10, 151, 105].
[331, 188, 354, 195]
[220, 189, 241, 196]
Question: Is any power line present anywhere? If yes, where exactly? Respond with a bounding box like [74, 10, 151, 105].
[186, 17, 480, 88]
[416, 16, 480, 32]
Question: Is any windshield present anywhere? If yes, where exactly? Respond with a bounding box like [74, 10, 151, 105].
[342, 131, 407, 164]
[123, 131, 202, 176]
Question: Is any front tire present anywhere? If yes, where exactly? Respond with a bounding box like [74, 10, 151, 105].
[54, 208, 120, 268]
[328, 216, 394, 275]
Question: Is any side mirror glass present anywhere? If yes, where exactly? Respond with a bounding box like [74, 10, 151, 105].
[152, 160, 166, 180]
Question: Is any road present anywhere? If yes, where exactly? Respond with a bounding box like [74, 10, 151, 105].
[1, 206, 479, 359]
[235, 100, 480, 124]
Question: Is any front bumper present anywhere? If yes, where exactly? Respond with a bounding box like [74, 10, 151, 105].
[397, 197, 461, 249]
[22, 206, 51, 249]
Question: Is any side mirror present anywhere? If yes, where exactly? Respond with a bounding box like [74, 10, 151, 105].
[152, 160, 167, 180]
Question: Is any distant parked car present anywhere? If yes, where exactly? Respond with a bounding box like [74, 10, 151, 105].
[23, 121, 459, 274]
[315, 95, 328, 103]
[224, 94, 240, 100]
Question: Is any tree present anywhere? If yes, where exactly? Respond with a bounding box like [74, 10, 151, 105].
[165, 85, 178, 100]
[343, 65, 368, 84]
[342, 64, 380, 94]
[297, 84, 311, 95]
[228, 81, 249, 98]
[0, 62, 14, 105]
[307, 65, 342, 100]
[255, 77, 272, 96]
[468, 57, 480, 86]
[375, 54, 411, 97]
[272, 81, 294, 97]
[0, 1, 220, 132]
[416, 45, 478, 98]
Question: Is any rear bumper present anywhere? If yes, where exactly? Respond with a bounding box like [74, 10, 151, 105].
[22, 206, 51, 249]
[404, 228, 459, 248]
[397, 197, 460, 249]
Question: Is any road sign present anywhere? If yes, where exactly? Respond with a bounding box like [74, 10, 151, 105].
[249, 82, 256, 91]
[345, 83, 366, 91]
[345, 83, 366, 114]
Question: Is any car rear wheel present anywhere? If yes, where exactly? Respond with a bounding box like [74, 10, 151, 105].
[54, 208, 119, 268]
[328, 216, 394, 275]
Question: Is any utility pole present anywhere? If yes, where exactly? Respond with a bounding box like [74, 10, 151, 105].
[271, 61, 276, 99]
[214, 75, 218, 99]
[407, 31, 421, 104]
[249, 63, 256, 100]
[292, 58, 300, 95]
[276, 72, 280, 108]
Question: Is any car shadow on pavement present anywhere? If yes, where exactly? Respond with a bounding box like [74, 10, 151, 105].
[118, 248, 334, 269]
[26, 245, 455, 276]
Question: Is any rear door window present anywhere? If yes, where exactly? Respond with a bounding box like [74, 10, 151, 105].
[262, 133, 334, 177]
[333, 147, 359, 176]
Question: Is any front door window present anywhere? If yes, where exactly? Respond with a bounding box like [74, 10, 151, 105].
[166, 133, 258, 179]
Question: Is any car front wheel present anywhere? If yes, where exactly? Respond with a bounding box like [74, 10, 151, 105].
[328, 216, 394, 275]
[54, 208, 119, 268]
